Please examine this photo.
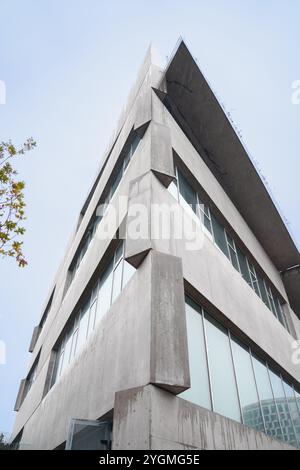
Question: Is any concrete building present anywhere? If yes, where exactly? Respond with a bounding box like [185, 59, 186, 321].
[12, 41, 300, 450]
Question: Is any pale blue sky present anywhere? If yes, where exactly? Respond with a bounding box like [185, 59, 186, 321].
[0, 0, 299, 435]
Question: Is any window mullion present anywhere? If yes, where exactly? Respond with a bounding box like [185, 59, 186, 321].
[228, 331, 244, 424]
[201, 309, 215, 412]
[249, 349, 268, 434]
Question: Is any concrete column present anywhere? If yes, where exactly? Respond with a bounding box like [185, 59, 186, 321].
[149, 251, 190, 393]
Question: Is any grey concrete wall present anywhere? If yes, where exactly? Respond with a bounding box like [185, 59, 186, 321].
[12, 256, 151, 448]
[12, 249, 189, 447]
[112, 385, 295, 450]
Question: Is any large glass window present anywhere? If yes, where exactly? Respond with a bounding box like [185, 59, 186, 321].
[60, 332, 73, 376]
[181, 299, 211, 409]
[122, 259, 136, 288]
[231, 338, 264, 432]
[76, 302, 90, 353]
[269, 370, 298, 447]
[225, 233, 240, 272]
[24, 357, 39, 398]
[252, 357, 283, 441]
[275, 300, 288, 330]
[267, 286, 279, 319]
[236, 247, 252, 287]
[96, 260, 114, 325]
[67, 133, 141, 289]
[204, 314, 241, 422]
[111, 257, 123, 304]
[172, 163, 290, 333]
[177, 169, 198, 215]
[211, 214, 230, 259]
[168, 179, 179, 202]
[51, 241, 135, 387]
[183, 297, 300, 448]
[248, 262, 261, 297]
[283, 382, 300, 446]
[257, 274, 270, 309]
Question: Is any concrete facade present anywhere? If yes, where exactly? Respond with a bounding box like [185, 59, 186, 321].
[12, 42, 300, 450]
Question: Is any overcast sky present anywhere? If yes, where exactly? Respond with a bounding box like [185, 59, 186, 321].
[0, 0, 299, 436]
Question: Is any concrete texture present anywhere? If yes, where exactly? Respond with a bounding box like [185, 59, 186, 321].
[113, 385, 295, 450]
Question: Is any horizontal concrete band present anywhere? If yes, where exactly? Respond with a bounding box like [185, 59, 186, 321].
[113, 385, 295, 450]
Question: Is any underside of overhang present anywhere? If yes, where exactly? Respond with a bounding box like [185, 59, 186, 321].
[158, 40, 300, 317]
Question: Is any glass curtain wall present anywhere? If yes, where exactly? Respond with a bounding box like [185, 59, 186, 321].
[182, 297, 300, 448]
[51, 241, 135, 388]
[168, 167, 289, 332]
[68, 133, 141, 287]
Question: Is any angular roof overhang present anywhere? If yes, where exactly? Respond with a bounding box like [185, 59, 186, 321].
[158, 41, 300, 316]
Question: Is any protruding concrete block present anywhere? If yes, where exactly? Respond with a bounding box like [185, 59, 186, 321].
[124, 172, 152, 267]
[150, 121, 174, 187]
[150, 251, 189, 393]
[112, 387, 151, 450]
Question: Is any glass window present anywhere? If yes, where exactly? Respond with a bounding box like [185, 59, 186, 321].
[114, 242, 123, 266]
[168, 180, 179, 202]
[269, 371, 297, 447]
[275, 299, 288, 330]
[70, 321, 79, 360]
[198, 196, 212, 235]
[95, 260, 113, 323]
[92, 216, 101, 237]
[177, 169, 198, 215]
[111, 259, 123, 303]
[204, 314, 241, 422]
[110, 166, 123, 198]
[294, 388, 300, 414]
[257, 275, 270, 309]
[211, 214, 230, 259]
[203, 208, 213, 234]
[226, 233, 240, 272]
[252, 356, 283, 440]
[87, 298, 97, 339]
[54, 349, 64, 383]
[266, 286, 279, 318]
[66, 133, 141, 292]
[123, 147, 131, 172]
[284, 382, 300, 445]
[236, 247, 252, 287]
[51, 243, 136, 389]
[122, 260, 135, 289]
[76, 303, 90, 353]
[60, 332, 73, 376]
[248, 262, 261, 297]
[131, 134, 140, 155]
[231, 338, 264, 432]
[181, 299, 212, 409]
